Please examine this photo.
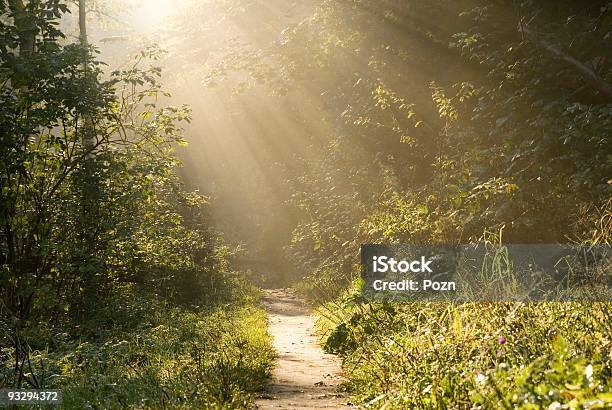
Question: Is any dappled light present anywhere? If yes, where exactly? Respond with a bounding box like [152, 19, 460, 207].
[1, 0, 610, 408]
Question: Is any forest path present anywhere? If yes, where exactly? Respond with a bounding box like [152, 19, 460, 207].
[256, 289, 351, 409]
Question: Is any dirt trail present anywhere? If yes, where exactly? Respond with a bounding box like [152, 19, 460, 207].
[256, 289, 351, 409]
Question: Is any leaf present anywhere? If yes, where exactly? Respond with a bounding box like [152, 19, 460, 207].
[496, 117, 508, 127]
[416, 204, 428, 215]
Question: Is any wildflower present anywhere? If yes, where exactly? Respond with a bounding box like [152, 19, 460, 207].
[585, 364, 593, 381]
[498, 336, 506, 345]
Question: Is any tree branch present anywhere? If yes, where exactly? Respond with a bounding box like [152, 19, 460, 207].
[519, 22, 612, 101]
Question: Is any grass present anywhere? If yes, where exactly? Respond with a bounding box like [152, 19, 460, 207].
[317, 289, 611, 409]
[1, 299, 274, 409]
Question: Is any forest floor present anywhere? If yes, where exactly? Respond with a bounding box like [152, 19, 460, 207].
[255, 289, 352, 409]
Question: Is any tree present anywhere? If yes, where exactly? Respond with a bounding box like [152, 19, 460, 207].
[1, 0, 195, 386]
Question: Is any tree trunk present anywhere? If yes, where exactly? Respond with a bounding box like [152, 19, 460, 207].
[79, 0, 88, 49]
[8, 0, 35, 57]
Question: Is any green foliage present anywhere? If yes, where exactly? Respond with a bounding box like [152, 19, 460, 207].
[246, 0, 612, 271]
[0, 2, 270, 407]
[223, 1, 612, 407]
[0, 1, 229, 321]
[473, 336, 612, 409]
[317, 296, 611, 409]
[0, 302, 274, 408]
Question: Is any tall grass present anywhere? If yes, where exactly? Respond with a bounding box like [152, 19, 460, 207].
[0, 298, 274, 409]
[313, 206, 611, 408]
[317, 290, 610, 408]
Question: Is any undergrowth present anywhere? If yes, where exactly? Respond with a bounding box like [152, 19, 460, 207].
[316, 289, 611, 409]
[0, 294, 274, 409]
